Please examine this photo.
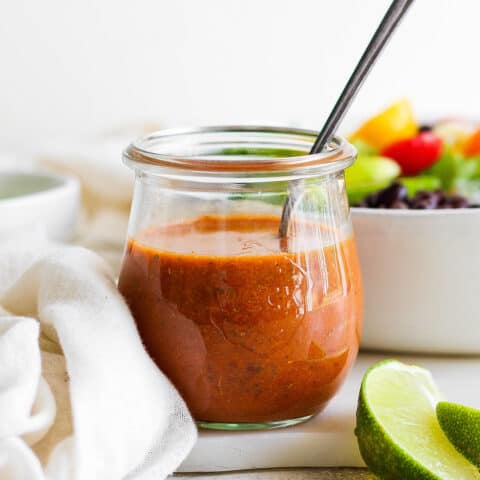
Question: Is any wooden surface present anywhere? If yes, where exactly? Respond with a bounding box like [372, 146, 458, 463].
[174, 468, 373, 479]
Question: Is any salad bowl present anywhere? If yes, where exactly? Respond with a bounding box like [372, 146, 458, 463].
[346, 100, 480, 353]
[352, 207, 480, 354]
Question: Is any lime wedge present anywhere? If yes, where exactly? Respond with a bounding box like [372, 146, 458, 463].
[355, 360, 480, 479]
[437, 401, 480, 469]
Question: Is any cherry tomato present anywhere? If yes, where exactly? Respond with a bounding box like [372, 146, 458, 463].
[464, 129, 480, 157]
[381, 132, 443, 176]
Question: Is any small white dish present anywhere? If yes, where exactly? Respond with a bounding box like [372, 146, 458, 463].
[352, 207, 480, 354]
[0, 172, 80, 241]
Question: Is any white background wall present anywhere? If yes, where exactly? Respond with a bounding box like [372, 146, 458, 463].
[1, 0, 479, 147]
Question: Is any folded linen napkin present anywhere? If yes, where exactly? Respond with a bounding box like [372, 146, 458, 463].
[0, 226, 197, 479]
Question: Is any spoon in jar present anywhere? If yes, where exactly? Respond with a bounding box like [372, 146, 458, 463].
[279, 0, 414, 238]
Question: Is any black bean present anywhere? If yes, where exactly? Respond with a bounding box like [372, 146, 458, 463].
[412, 198, 437, 209]
[414, 190, 433, 200]
[391, 200, 409, 209]
[366, 192, 380, 208]
[419, 124, 432, 132]
[448, 195, 469, 208]
[412, 191, 440, 209]
[376, 182, 408, 207]
[354, 181, 475, 210]
[435, 189, 447, 200]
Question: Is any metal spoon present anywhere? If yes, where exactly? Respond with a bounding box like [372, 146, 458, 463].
[279, 0, 414, 238]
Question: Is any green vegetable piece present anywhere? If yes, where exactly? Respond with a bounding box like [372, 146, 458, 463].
[218, 147, 305, 158]
[347, 182, 392, 205]
[346, 155, 400, 186]
[399, 176, 442, 196]
[425, 150, 480, 190]
[346, 155, 400, 203]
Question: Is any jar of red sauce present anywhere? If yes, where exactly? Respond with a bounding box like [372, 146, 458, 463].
[118, 126, 363, 430]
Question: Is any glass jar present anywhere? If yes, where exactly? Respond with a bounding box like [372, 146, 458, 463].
[118, 126, 363, 430]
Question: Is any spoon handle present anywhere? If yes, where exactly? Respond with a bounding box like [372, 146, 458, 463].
[279, 0, 414, 239]
[310, 0, 414, 154]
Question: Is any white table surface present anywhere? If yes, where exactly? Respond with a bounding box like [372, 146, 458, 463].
[177, 352, 480, 475]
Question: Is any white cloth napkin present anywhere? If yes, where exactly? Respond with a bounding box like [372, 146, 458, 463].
[0, 226, 197, 479]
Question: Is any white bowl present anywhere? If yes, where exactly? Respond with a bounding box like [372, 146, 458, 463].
[0, 172, 80, 241]
[351, 208, 480, 354]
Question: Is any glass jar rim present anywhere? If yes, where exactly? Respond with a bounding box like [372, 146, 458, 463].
[123, 125, 356, 175]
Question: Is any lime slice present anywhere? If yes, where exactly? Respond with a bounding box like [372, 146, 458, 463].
[355, 360, 480, 480]
[437, 401, 480, 469]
